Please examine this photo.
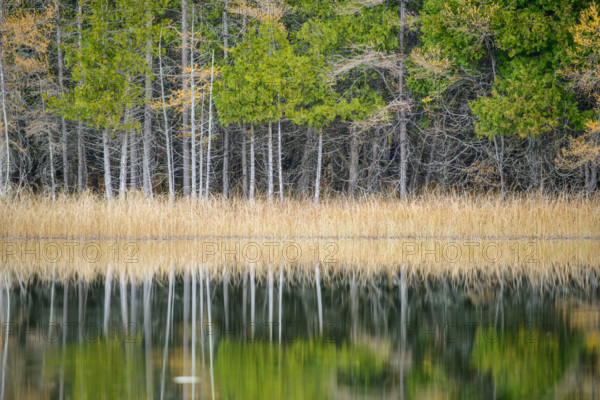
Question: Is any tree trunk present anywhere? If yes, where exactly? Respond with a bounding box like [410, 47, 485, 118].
[298, 127, 312, 197]
[129, 130, 138, 191]
[0, 4, 6, 195]
[119, 131, 129, 198]
[588, 161, 597, 195]
[158, 28, 174, 201]
[205, 51, 215, 198]
[349, 129, 359, 196]
[367, 134, 378, 193]
[103, 130, 113, 200]
[76, 0, 84, 193]
[77, 121, 85, 193]
[56, 0, 69, 193]
[49, 131, 56, 202]
[277, 119, 284, 204]
[62, 126, 69, 191]
[242, 125, 248, 199]
[424, 131, 437, 189]
[314, 131, 323, 204]
[493, 135, 506, 198]
[142, 9, 153, 198]
[190, 8, 197, 198]
[267, 121, 274, 202]
[398, 0, 408, 200]
[223, 129, 229, 197]
[182, 0, 191, 196]
[198, 92, 205, 199]
[249, 124, 255, 201]
[222, 0, 230, 198]
[589, 126, 600, 194]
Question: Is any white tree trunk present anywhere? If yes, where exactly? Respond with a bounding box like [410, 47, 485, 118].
[223, 128, 229, 198]
[181, 0, 191, 197]
[349, 129, 358, 195]
[190, 8, 197, 198]
[0, 13, 9, 195]
[198, 92, 205, 199]
[77, 121, 85, 192]
[103, 130, 113, 200]
[56, 0, 69, 193]
[267, 121, 274, 202]
[49, 131, 56, 202]
[119, 131, 129, 198]
[249, 124, 255, 201]
[76, 0, 84, 193]
[158, 28, 174, 201]
[205, 51, 215, 198]
[398, 0, 408, 200]
[277, 119, 284, 204]
[314, 132, 323, 204]
[129, 130, 138, 191]
[222, 0, 230, 198]
[142, 8, 153, 198]
[242, 126, 248, 199]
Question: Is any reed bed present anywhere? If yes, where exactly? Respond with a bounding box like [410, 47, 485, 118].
[1, 193, 598, 289]
[1, 192, 599, 240]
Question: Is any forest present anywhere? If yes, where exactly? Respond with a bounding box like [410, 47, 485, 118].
[0, 0, 599, 202]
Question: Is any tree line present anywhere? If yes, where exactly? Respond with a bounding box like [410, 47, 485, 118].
[0, 0, 598, 202]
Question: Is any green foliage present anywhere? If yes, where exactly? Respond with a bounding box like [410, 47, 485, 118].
[216, 21, 294, 126]
[48, 0, 167, 133]
[471, 59, 582, 139]
[418, 0, 589, 140]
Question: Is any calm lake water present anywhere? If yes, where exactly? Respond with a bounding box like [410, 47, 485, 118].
[0, 272, 598, 399]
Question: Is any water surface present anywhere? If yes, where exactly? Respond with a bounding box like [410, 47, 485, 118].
[1, 272, 598, 399]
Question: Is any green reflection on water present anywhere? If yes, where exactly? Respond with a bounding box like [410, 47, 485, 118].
[471, 327, 582, 399]
[46, 338, 146, 399]
[216, 340, 391, 399]
[2, 279, 597, 399]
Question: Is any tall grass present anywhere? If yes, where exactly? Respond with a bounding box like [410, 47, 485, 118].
[1, 192, 599, 240]
[1, 193, 598, 288]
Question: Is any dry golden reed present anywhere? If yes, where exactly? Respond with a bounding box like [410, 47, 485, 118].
[1, 193, 599, 288]
[1, 192, 599, 240]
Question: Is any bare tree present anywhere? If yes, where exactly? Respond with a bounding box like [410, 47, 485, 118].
[222, 0, 230, 198]
[76, 0, 85, 193]
[102, 130, 113, 199]
[314, 131, 323, 203]
[205, 50, 215, 197]
[190, 6, 197, 198]
[158, 27, 174, 201]
[182, 0, 191, 196]
[267, 121, 274, 202]
[0, 4, 9, 195]
[398, 0, 408, 199]
[141, 5, 154, 197]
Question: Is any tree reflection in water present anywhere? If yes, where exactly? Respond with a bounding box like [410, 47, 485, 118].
[0, 272, 597, 399]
